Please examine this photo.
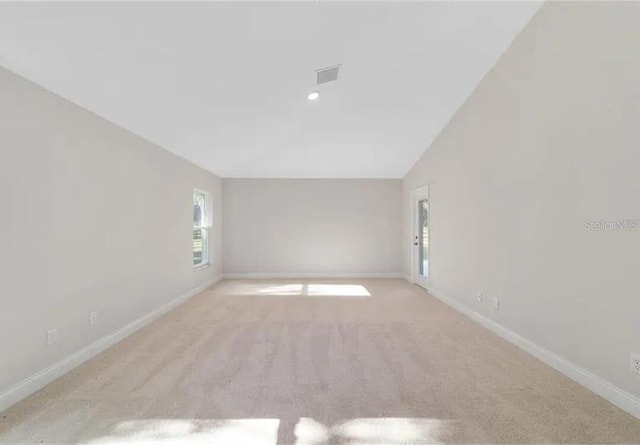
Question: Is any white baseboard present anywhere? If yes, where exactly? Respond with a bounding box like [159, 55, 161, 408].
[223, 272, 405, 279]
[427, 287, 640, 420]
[0, 276, 222, 414]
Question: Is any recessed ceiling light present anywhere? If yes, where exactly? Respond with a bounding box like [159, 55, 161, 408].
[307, 91, 320, 101]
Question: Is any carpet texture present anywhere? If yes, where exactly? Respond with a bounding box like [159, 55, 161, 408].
[1, 279, 639, 444]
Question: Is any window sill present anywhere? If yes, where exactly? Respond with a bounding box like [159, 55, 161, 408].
[193, 263, 210, 272]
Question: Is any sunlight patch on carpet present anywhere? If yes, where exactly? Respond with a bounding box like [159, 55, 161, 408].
[238, 283, 371, 298]
[86, 419, 280, 445]
[294, 417, 455, 444]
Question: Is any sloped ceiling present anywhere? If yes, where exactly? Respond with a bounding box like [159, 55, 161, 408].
[0, 2, 541, 178]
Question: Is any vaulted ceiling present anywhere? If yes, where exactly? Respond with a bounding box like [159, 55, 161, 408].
[0, 2, 540, 178]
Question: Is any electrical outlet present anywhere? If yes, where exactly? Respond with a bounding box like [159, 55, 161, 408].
[89, 311, 98, 326]
[631, 354, 640, 375]
[492, 297, 500, 310]
[476, 291, 483, 303]
[47, 328, 58, 346]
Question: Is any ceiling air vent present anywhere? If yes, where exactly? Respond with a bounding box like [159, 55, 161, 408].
[316, 64, 341, 85]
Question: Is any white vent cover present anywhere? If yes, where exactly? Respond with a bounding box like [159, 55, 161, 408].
[316, 64, 341, 85]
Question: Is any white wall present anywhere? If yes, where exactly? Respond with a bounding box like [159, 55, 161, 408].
[223, 179, 402, 276]
[404, 1, 640, 401]
[0, 65, 222, 399]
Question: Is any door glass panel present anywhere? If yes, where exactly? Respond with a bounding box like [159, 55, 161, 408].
[418, 198, 429, 278]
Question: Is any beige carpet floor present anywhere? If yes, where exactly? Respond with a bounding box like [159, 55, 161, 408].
[1, 279, 639, 444]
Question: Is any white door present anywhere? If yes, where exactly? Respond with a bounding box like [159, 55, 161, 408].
[411, 186, 430, 289]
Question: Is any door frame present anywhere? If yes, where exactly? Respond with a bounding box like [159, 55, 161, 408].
[410, 184, 430, 290]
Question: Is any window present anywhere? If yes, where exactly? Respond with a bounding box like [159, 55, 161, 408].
[193, 189, 210, 268]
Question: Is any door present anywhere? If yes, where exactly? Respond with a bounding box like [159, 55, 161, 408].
[412, 186, 429, 289]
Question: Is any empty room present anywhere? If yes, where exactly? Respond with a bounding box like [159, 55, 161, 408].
[1, 1, 639, 444]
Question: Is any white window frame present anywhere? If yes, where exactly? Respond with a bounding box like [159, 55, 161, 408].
[193, 189, 211, 269]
